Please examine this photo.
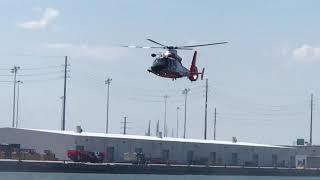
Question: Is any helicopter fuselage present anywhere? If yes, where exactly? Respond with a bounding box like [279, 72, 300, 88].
[148, 57, 189, 79]
[147, 50, 190, 79]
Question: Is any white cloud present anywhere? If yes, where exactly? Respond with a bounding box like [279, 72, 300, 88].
[44, 43, 129, 61]
[17, 8, 60, 30]
[292, 44, 320, 61]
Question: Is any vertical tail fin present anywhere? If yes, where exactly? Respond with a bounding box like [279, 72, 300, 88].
[188, 51, 204, 81]
[189, 51, 197, 71]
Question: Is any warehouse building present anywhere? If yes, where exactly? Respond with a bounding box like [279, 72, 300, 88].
[0, 127, 296, 167]
[288, 145, 320, 168]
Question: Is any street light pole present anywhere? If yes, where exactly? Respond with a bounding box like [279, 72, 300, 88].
[60, 96, 64, 130]
[15, 80, 23, 128]
[163, 95, 169, 137]
[176, 107, 180, 138]
[105, 78, 112, 134]
[11, 66, 20, 128]
[182, 88, 190, 139]
[62, 56, 68, 131]
[214, 108, 217, 140]
[204, 79, 208, 140]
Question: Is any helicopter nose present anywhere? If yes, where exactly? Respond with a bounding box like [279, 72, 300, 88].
[151, 65, 157, 71]
[151, 64, 162, 71]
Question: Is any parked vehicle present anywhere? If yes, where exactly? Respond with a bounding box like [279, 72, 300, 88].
[67, 150, 105, 163]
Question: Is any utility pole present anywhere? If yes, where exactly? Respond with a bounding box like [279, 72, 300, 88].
[62, 56, 68, 131]
[204, 79, 208, 140]
[310, 93, 314, 146]
[105, 78, 112, 134]
[122, 116, 128, 135]
[176, 107, 180, 138]
[182, 88, 190, 139]
[163, 95, 169, 137]
[147, 120, 151, 136]
[15, 80, 23, 128]
[214, 108, 217, 140]
[11, 66, 20, 128]
[156, 120, 160, 136]
[60, 96, 64, 130]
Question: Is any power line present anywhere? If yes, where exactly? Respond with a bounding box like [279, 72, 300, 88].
[0, 80, 12, 83]
[22, 77, 64, 83]
[217, 113, 305, 120]
[126, 97, 162, 103]
[17, 71, 65, 76]
[214, 89, 308, 109]
[1, 76, 66, 84]
[0, 76, 66, 84]
[127, 91, 185, 103]
[0, 68, 11, 71]
[0, 53, 63, 58]
[19, 65, 63, 71]
[215, 115, 304, 123]
[218, 111, 306, 117]
[0, 71, 65, 77]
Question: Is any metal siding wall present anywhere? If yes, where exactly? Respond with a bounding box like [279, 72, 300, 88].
[0, 128, 75, 160]
[0, 128, 296, 166]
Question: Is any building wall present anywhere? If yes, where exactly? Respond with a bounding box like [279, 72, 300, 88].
[74, 135, 295, 167]
[0, 128, 75, 160]
[0, 128, 295, 167]
[293, 146, 320, 156]
[291, 146, 320, 168]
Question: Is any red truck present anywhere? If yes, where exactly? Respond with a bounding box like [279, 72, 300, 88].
[67, 150, 105, 163]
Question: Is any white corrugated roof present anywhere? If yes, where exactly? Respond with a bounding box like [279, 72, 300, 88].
[2, 127, 289, 148]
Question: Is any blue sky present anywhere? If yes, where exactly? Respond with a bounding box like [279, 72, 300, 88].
[0, 0, 320, 145]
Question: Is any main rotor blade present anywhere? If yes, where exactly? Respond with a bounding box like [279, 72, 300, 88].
[146, 39, 166, 47]
[122, 45, 163, 49]
[180, 42, 228, 48]
[175, 47, 193, 50]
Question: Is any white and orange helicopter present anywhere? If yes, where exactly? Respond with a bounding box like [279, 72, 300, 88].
[124, 39, 227, 81]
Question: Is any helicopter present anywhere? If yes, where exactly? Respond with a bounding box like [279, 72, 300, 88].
[124, 39, 227, 81]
